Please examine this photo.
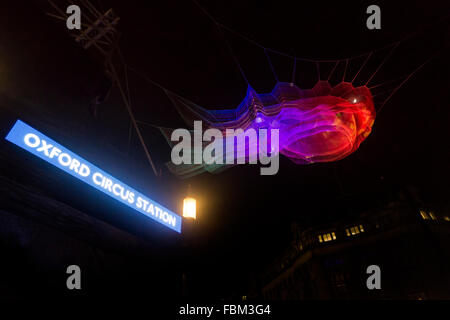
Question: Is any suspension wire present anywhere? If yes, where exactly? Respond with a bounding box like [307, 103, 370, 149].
[192, 0, 431, 63]
[118, 47, 134, 155]
[218, 23, 265, 50]
[127, 119, 133, 155]
[219, 42, 249, 87]
[127, 66, 169, 93]
[264, 48, 279, 82]
[127, 65, 209, 119]
[162, 87, 222, 127]
[108, 38, 159, 176]
[327, 60, 340, 81]
[316, 61, 321, 81]
[217, 24, 250, 87]
[136, 120, 155, 128]
[81, 0, 102, 17]
[219, 22, 300, 62]
[372, 89, 396, 98]
[128, 67, 222, 126]
[342, 59, 349, 82]
[110, 64, 159, 176]
[191, 0, 221, 26]
[47, 0, 89, 28]
[190, 0, 450, 76]
[192, 0, 249, 87]
[118, 47, 132, 105]
[124, 64, 132, 110]
[67, 0, 115, 44]
[365, 42, 400, 86]
[377, 52, 438, 114]
[163, 88, 186, 122]
[128, 64, 213, 125]
[64, 0, 110, 55]
[111, 66, 160, 177]
[291, 57, 297, 84]
[368, 75, 408, 90]
[351, 52, 372, 84]
[189, 0, 445, 104]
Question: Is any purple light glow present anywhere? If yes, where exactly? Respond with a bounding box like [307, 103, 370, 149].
[161, 81, 375, 177]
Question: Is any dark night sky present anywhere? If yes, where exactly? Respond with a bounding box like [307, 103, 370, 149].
[0, 0, 449, 297]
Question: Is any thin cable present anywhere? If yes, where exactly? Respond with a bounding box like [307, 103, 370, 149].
[117, 47, 132, 104]
[327, 60, 340, 81]
[216, 25, 250, 87]
[292, 58, 297, 84]
[265, 48, 279, 82]
[128, 64, 218, 121]
[79, 0, 117, 44]
[368, 75, 408, 90]
[109, 62, 160, 176]
[82, 0, 103, 17]
[192, 0, 249, 86]
[372, 89, 395, 98]
[365, 42, 399, 86]
[377, 52, 437, 114]
[118, 48, 135, 156]
[191, 0, 433, 63]
[342, 59, 349, 82]
[316, 61, 321, 81]
[127, 119, 133, 155]
[351, 52, 372, 84]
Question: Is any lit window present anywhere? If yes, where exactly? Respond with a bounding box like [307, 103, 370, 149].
[347, 225, 363, 237]
[420, 210, 429, 220]
[444, 216, 450, 221]
[319, 233, 337, 242]
[429, 211, 437, 220]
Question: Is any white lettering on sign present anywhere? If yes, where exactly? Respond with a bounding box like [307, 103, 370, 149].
[6, 120, 182, 233]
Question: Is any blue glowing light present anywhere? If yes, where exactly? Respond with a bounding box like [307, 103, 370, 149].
[5, 119, 182, 233]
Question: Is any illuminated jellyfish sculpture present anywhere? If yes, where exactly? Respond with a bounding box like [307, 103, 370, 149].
[160, 80, 375, 177]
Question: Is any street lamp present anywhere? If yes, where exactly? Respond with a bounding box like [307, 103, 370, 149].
[181, 185, 197, 298]
[183, 184, 196, 220]
[183, 197, 197, 220]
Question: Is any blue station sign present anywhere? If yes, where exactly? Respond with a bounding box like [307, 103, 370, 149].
[5, 119, 182, 233]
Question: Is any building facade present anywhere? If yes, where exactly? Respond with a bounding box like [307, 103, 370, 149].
[260, 199, 450, 299]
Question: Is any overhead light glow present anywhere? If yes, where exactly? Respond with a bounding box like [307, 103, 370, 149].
[183, 197, 196, 219]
